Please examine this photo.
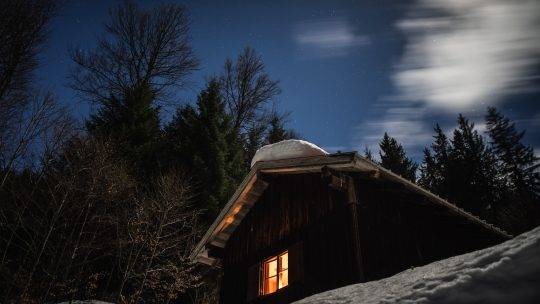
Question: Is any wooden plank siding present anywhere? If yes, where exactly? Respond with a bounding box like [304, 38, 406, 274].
[219, 171, 506, 304]
[354, 176, 504, 281]
[220, 173, 359, 304]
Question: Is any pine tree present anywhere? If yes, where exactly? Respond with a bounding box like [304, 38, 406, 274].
[244, 122, 267, 168]
[86, 82, 160, 175]
[485, 107, 539, 232]
[379, 133, 417, 182]
[419, 124, 451, 197]
[486, 107, 539, 195]
[266, 111, 298, 144]
[164, 79, 244, 222]
[446, 115, 501, 216]
[418, 148, 436, 190]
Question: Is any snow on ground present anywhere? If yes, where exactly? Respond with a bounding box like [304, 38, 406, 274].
[296, 226, 540, 304]
[251, 139, 328, 167]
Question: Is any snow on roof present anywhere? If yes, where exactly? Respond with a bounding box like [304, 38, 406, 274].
[295, 226, 540, 304]
[251, 139, 328, 167]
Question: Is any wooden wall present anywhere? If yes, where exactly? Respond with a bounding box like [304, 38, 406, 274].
[218, 172, 505, 304]
[220, 173, 358, 304]
[354, 177, 504, 281]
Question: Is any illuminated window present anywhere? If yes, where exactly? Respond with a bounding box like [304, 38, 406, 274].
[261, 251, 288, 295]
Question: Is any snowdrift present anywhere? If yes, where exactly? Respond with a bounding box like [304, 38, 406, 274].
[295, 226, 540, 304]
[251, 139, 328, 167]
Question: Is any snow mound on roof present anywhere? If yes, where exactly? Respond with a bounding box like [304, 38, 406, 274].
[295, 226, 540, 304]
[251, 140, 328, 167]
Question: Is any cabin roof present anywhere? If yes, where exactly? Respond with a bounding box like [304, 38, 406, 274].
[190, 152, 511, 266]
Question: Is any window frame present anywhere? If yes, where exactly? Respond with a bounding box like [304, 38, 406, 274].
[259, 250, 288, 296]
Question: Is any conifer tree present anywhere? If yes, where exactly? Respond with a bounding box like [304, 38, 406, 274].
[485, 107, 539, 232]
[418, 148, 436, 190]
[486, 107, 539, 195]
[70, 2, 198, 177]
[379, 133, 417, 182]
[164, 80, 244, 222]
[446, 115, 501, 216]
[244, 122, 267, 167]
[266, 111, 298, 144]
[419, 125, 451, 197]
[86, 83, 160, 174]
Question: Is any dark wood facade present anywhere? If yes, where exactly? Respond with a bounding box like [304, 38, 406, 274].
[218, 172, 506, 304]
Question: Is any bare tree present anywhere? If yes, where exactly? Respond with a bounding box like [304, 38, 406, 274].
[1, 137, 203, 303]
[0, 0, 61, 187]
[69, 1, 198, 105]
[220, 47, 281, 132]
[129, 172, 201, 303]
[0, 0, 57, 125]
[0, 92, 72, 188]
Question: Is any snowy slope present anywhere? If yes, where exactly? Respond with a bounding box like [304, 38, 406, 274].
[251, 140, 327, 167]
[295, 226, 540, 304]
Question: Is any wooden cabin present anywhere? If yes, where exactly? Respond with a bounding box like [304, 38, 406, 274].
[190, 150, 509, 304]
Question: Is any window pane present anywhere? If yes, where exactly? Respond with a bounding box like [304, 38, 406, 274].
[279, 252, 288, 270]
[278, 270, 288, 289]
[266, 258, 277, 277]
[264, 276, 277, 294]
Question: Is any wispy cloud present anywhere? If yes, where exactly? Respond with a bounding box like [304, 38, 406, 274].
[352, 0, 540, 159]
[353, 104, 433, 160]
[294, 19, 370, 59]
[393, 0, 540, 109]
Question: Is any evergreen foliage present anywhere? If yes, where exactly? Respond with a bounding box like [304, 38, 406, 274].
[378, 133, 418, 182]
[87, 82, 161, 176]
[164, 79, 245, 222]
[420, 110, 539, 234]
[266, 111, 298, 144]
[485, 107, 539, 232]
[244, 122, 267, 168]
[446, 115, 501, 216]
[486, 107, 539, 196]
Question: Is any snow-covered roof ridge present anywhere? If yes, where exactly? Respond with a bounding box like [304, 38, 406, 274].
[250, 139, 328, 167]
[295, 226, 540, 304]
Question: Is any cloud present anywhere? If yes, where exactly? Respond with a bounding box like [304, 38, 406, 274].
[294, 19, 370, 59]
[352, 0, 540, 159]
[392, 0, 540, 109]
[353, 105, 434, 160]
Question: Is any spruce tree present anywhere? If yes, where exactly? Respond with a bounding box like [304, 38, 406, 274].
[486, 107, 539, 195]
[419, 124, 451, 198]
[86, 82, 160, 175]
[266, 111, 298, 144]
[485, 107, 539, 232]
[379, 133, 417, 182]
[164, 79, 244, 222]
[446, 115, 501, 216]
[244, 122, 267, 168]
[418, 148, 437, 191]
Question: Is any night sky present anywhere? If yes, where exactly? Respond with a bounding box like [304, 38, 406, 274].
[38, 0, 540, 161]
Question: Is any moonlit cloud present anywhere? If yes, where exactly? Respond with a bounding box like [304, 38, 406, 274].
[294, 19, 370, 59]
[353, 0, 540, 159]
[353, 105, 434, 160]
[393, 0, 540, 109]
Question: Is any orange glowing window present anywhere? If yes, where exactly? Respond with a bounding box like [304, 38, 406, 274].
[261, 251, 288, 295]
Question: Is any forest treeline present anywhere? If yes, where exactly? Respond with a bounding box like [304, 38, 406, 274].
[368, 112, 539, 235]
[0, 1, 538, 303]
